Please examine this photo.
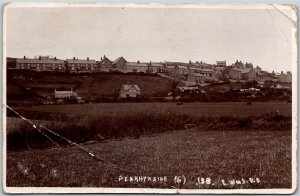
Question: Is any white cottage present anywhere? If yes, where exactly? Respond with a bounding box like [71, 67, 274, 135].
[54, 88, 74, 98]
[119, 83, 141, 98]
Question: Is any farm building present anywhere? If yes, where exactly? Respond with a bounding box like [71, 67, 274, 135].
[245, 62, 254, 69]
[119, 83, 141, 98]
[150, 62, 164, 73]
[151, 63, 164, 73]
[66, 57, 97, 73]
[228, 67, 256, 81]
[257, 72, 276, 82]
[216, 60, 226, 67]
[112, 56, 127, 71]
[233, 60, 245, 68]
[254, 66, 262, 74]
[277, 71, 292, 83]
[188, 67, 214, 77]
[175, 65, 189, 75]
[188, 67, 202, 74]
[54, 88, 75, 98]
[125, 61, 149, 73]
[165, 65, 176, 74]
[187, 73, 207, 84]
[97, 55, 112, 72]
[200, 69, 214, 77]
[192, 61, 213, 69]
[16, 56, 66, 71]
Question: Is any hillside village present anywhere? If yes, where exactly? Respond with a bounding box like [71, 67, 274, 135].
[6, 55, 292, 105]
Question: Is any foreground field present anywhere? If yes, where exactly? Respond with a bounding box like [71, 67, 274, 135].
[7, 102, 292, 151]
[6, 129, 291, 188]
[6, 102, 292, 188]
[14, 102, 291, 117]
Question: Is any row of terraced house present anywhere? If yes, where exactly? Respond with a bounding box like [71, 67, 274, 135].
[12, 55, 291, 84]
[13, 55, 217, 75]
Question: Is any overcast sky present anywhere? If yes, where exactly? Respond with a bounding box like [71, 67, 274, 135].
[5, 4, 296, 72]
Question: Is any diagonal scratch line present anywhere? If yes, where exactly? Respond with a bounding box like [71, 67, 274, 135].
[4, 103, 137, 175]
[271, 4, 297, 27]
[37, 126, 60, 147]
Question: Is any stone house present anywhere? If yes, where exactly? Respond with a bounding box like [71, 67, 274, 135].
[97, 55, 112, 72]
[66, 57, 97, 72]
[16, 56, 66, 71]
[228, 67, 256, 81]
[112, 56, 127, 71]
[119, 83, 141, 98]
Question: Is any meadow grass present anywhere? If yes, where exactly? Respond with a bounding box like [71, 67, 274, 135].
[7, 105, 291, 151]
[6, 130, 291, 188]
[13, 102, 292, 118]
[5, 102, 292, 188]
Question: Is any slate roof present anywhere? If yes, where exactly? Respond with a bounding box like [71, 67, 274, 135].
[217, 61, 226, 64]
[112, 56, 126, 65]
[122, 84, 140, 91]
[231, 68, 253, 74]
[189, 67, 202, 71]
[166, 65, 176, 69]
[66, 59, 96, 64]
[126, 62, 148, 67]
[177, 65, 188, 69]
[17, 58, 65, 64]
[200, 69, 214, 73]
[151, 63, 164, 67]
[188, 62, 201, 67]
[98, 57, 112, 64]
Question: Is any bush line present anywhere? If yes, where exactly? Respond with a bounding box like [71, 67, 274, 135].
[7, 112, 291, 151]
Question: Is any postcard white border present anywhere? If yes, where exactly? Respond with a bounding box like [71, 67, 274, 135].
[2, 3, 298, 194]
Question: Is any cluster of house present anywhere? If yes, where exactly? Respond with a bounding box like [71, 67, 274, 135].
[13, 55, 292, 84]
[227, 60, 292, 83]
[53, 83, 141, 102]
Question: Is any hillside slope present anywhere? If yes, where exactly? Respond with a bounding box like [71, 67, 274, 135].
[7, 70, 173, 102]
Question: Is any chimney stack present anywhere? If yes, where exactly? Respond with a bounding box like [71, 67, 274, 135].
[73, 57, 75, 60]
[23, 56, 26, 59]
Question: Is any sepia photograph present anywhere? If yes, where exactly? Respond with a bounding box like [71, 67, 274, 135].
[2, 3, 297, 194]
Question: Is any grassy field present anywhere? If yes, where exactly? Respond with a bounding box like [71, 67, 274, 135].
[14, 102, 291, 117]
[6, 129, 291, 188]
[6, 102, 292, 188]
[7, 71, 172, 99]
[7, 102, 291, 150]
